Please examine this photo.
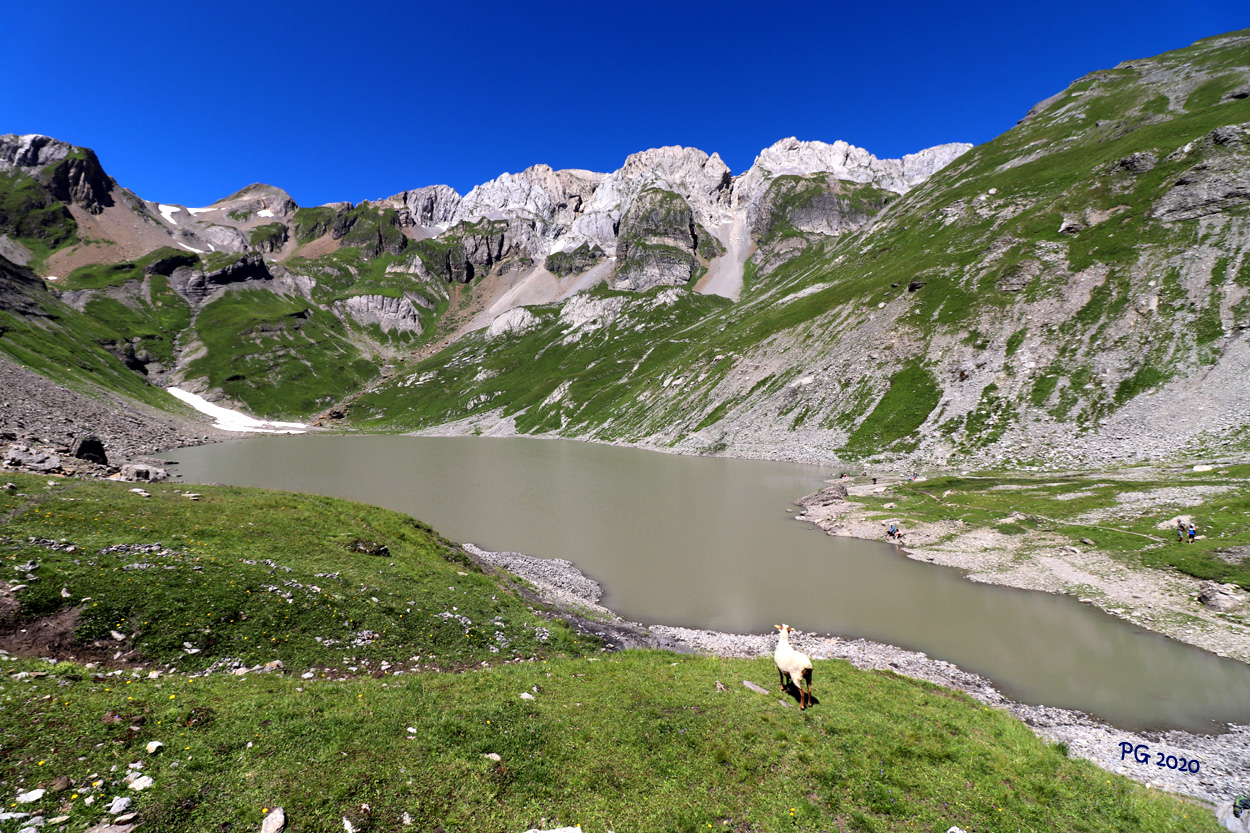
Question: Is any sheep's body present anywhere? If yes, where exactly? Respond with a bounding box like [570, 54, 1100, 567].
[774, 624, 814, 709]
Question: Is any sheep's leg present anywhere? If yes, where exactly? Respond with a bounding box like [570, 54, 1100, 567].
[801, 668, 813, 710]
[778, 668, 787, 694]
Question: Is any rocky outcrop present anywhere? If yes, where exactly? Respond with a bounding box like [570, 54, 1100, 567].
[486, 307, 540, 339]
[0, 134, 115, 214]
[733, 137, 971, 228]
[336, 294, 424, 334]
[0, 254, 49, 316]
[170, 253, 275, 305]
[613, 189, 706, 291]
[1153, 123, 1250, 221]
[573, 146, 733, 255]
[384, 185, 461, 229]
[453, 165, 602, 245]
[751, 172, 890, 242]
[545, 242, 606, 277]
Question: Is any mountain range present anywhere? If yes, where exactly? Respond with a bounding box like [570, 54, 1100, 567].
[3, 29, 1250, 469]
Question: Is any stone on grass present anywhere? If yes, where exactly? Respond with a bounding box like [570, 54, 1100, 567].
[520, 692, 535, 700]
[742, 680, 769, 695]
[127, 775, 153, 791]
[145, 740, 164, 754]
[261, 806, 287, 833]
[107, 796, 132, 814]
[51, 775, 71, 791]
[15, 789, 44, 803]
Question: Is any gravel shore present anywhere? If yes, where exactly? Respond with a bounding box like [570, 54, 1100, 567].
[465, 541, 1249, 809]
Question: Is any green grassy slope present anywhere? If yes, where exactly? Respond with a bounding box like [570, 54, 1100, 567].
[0, 259, 180, 410]
[345, 31, 1250, 463]
[0, 472, 1218, 833]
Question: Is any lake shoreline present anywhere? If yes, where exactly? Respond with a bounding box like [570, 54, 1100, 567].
[462, 541, 1248, 809]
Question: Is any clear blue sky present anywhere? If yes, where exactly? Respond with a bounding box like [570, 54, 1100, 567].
[3, 1, 1244, 208]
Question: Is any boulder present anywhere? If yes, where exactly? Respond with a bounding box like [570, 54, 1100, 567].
[1197, 581, 1244, 612]
[120, 463, 168, 482]
[6, 444, 60, 473]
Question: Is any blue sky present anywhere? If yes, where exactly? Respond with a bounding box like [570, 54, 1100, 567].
[3, 1, 1244, 207]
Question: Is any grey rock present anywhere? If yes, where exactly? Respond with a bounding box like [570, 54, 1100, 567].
[6, 444, 60, 473]
[1154, 123, 1250, 221]
[0, 134, 115, 213]
[1198, 581, 1244, 612]
[612, 189, 702, 291]
[120, 463, 168, 482]
[107, 796, 132, 814]
[261, 806, 287, 833]
[336, 294, 424, 334]
[1115, 152, 1157, 173]
[387, 184, 461, 228]
[171, 252, 274, 305]
[487, 308, 540, 340]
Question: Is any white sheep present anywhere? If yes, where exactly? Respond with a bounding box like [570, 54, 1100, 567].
[774, 624, 814, 710]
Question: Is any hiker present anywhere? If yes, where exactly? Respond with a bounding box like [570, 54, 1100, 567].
[1189, 523, 1197, 544]
[887, 523, 897, 539]
[1177, 519, 1186, 543]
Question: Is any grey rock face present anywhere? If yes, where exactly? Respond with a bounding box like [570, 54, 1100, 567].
[170, 253, 274, 305]
[0, 134, 114, 213]
[386, 184, 461, 228]
[751, 172, 890, 241]
[613, 188, 703, 291]
[544, 242, 606, 277]
[1153, 123, 1250, 221]
[734, 137, 971, 230]
[573, 146, 733, 255]
[336, 294, 424, 334]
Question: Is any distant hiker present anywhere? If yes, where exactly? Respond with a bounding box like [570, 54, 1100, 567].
[1177, 519, 1186, 543]
[1189, 523, 1197, 544]
[887, 523, 897, 539]
[873, 477, 878, 485]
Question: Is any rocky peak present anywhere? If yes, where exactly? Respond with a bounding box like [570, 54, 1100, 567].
[383, 185, 461, 229]
[573, 146, 734, 254]
[733, 137, 971, 227]
[0, 133, 115, 214]
[454, 165, 603, 224]
[212, 183, 298, 219]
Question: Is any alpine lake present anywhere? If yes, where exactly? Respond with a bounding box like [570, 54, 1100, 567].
[164, 434, 1250, 733]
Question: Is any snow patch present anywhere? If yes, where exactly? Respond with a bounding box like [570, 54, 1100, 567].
[256, 209, 274, 218]
[177, 242, 205, 254]
[167, 388, 306, 434]
[187, 207, 216, 216]
[158, 205, 181, 224]
[45, 275, 58, 281]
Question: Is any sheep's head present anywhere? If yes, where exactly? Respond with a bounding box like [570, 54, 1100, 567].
[775, 624, 794, 634]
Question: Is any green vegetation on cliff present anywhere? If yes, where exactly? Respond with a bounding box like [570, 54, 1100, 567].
[185, 288, 378, 418]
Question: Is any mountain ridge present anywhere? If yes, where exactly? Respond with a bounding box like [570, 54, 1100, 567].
[3, 30, 1250, 468]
